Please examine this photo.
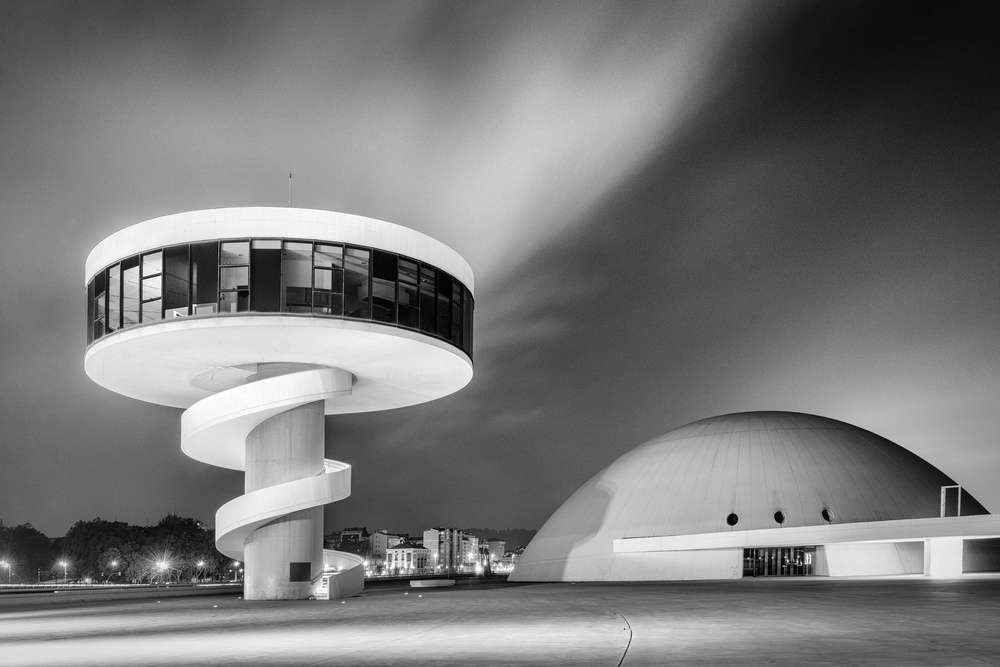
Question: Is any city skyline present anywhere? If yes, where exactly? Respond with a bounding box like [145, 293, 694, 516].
[2, 1, 999, 538]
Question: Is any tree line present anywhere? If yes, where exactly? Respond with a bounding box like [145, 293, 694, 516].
[0, 514, 232, 584]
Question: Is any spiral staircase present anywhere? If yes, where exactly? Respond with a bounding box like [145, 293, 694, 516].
[182, 366, 365, 599]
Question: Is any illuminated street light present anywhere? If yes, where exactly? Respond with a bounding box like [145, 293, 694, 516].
[0, 560, 10, 584]
[157, 560, 168, 584]
[58, 560, 68, 585]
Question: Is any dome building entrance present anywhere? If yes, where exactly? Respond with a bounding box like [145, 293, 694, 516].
[743, 547, 816, 577]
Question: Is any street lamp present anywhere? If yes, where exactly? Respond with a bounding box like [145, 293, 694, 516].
[0, 560, 10, 584]
[232, 560, 240, 582]
[157, 560, 167, 584]
[58, 560, 68, 585]
[197, 560, 205, 582]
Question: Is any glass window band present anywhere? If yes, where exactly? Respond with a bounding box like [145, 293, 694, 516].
[87, 238, 473, 359]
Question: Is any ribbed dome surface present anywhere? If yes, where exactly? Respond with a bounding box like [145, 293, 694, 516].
[511, 411, 987, 581]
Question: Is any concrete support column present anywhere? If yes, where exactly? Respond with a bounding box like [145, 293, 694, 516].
[243, 400, 325, 600]
[924, 537, 964, 578]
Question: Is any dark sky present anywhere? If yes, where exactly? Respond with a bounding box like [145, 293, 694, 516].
[2, 1, 998, 538]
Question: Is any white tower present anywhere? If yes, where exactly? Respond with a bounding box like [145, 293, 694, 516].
[85, 208, 474, 600]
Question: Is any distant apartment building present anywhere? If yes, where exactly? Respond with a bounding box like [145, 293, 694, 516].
[423, 527, 465, 573]
[462, 533, 480, 567]
[386, 541, 429, 575]
[370, 530, 404, 571]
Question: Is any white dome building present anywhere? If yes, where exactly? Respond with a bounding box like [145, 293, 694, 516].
[511, 412, 999, 581]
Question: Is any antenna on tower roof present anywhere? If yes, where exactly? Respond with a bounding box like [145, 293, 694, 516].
[288, 172, 292, 207]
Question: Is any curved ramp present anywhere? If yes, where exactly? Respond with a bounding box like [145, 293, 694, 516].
[318, 550, 366, 600]
[215, 459, 351, 560]
[181, 367, 353, 471]
[181, 368, 360, 598]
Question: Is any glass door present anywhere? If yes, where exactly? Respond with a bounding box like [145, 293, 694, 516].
[743, 547, 815, 577]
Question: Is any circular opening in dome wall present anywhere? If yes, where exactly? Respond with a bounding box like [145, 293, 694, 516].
[822, 508, 834, 522]
[774, 510, 786, 524]
[726, 513, 739, 526]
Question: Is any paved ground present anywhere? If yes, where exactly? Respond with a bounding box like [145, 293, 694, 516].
[2, 576, 1000, 665]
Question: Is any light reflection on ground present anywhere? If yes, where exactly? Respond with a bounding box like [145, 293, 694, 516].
[2, 578, 1000, 665]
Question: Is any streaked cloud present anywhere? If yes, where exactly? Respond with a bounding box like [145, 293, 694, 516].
[1, 1, 998, 536]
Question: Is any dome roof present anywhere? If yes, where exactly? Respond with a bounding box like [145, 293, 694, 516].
[511, 411, 987, 581]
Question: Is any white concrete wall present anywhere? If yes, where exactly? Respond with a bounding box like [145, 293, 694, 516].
[924, 537, 964, 577]
[822, 542, 924, 577]
[326, 561, 364, 600]
[514, 546, 742, 582]
[616, 515, 1000, 554]
[608, 549, 742, 581]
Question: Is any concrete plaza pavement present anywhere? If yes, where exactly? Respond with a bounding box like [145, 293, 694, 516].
[2, 576, 1000, 665]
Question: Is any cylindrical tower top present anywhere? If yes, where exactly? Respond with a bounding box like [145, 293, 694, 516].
[86, 207, 473, 293]
[84, 207, 474, 410]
